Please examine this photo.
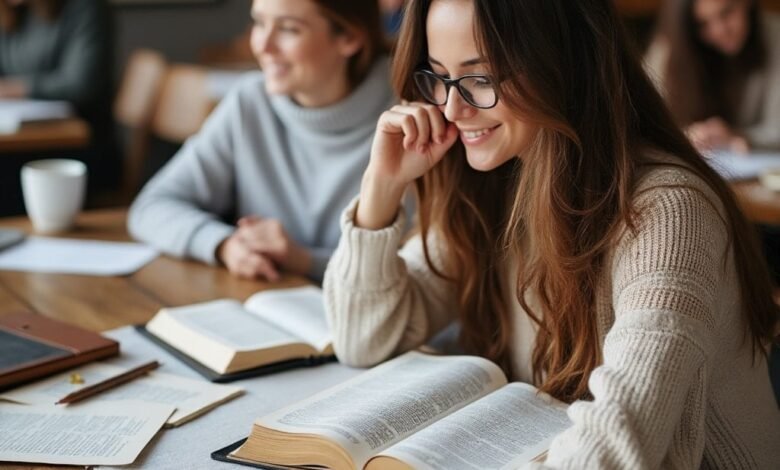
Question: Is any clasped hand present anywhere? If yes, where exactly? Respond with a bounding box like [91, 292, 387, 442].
[686, 117, 749, 154]
[217, 216, 311, 281]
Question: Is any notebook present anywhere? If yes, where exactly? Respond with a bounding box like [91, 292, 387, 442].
[0, 312, 119, 391]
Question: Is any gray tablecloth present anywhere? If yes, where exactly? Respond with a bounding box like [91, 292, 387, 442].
[101, 326, 363, 469]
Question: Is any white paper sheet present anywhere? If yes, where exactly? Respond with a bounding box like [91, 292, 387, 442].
[0, 400, 173, 465]
[707, 151, 780, 181]
[0, 237, 158, 276]
[0, 99, 73, 134]
[0, 362, 244, 427]
[99, 326, 362, 469]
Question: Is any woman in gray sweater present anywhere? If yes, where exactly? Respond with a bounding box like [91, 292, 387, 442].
[128, 0, 393, 282]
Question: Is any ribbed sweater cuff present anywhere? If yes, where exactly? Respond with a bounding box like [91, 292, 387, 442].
[186, 220, 235, 265]
[331, 197, 407, 289]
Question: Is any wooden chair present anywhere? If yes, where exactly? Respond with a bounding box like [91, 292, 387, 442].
[150, 64, 213, 144]
[114, 49, 167, 201]
[198, 27, 255, 69]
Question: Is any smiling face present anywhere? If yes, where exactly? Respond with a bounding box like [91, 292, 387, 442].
[249, 0, 363, 107]
[425, 0, 538, 171]
[693, 0, 751, 56]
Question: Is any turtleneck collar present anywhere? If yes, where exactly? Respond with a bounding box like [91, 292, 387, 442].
[269, 56, 394, 135]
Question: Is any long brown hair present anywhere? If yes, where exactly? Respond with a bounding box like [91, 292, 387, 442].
[394, 0, 778, 402]
[0, 0, 64, 32]
[656, 0, 767, 125]
[310, 0, 389, 88]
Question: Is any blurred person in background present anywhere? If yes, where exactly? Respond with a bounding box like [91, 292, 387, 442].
[0, 0, 117, 200]
[646, 0, 780, 153]
[380, 0, 405, 36]
[128, 0, 394, 283]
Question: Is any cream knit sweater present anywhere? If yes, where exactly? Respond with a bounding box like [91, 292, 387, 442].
[323, 164, 780, 468]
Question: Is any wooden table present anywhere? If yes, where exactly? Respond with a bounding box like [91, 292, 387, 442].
[0, 208, 306, 332]
[732, 180, 780, 226]
[0, 118, 90, 154]
[0, 208, 309, 470]
[0, 186, 778, 329]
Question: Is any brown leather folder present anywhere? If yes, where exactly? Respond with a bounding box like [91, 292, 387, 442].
[0, 312, 119, 391]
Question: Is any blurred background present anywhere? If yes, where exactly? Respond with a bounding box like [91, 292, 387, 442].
[1, 0, 779, 217]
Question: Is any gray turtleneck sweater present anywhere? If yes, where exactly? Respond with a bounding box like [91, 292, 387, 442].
[127, 57, 395, 281]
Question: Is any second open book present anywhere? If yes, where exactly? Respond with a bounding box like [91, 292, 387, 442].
[144, 286, 332, 378]
[220, 351, 571, 470]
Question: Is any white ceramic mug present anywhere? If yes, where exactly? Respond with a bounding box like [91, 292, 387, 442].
[21, 159, 87, 234]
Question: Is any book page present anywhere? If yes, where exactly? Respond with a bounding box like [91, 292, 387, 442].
[255, 352, 507, 468]
[244, 286, 331, 351]
[164, 299, 300, 351]
[0, 400, 173, 465]
[371, 383, 571, 470]
[0, 362, 244, 427]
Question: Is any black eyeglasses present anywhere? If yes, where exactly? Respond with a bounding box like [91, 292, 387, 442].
[413, 69, 498, 109]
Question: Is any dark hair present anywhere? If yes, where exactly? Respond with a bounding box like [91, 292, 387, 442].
[310, 0, 389, 87]
[656, 0, 767, 125]
[393, 0, 778, 402]
[0, 0, 64, 32]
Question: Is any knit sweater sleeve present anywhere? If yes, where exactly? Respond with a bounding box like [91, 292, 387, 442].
[323, 197, 459, 367]
[127, 82, 242, 265]
[528, 182, 726, 469]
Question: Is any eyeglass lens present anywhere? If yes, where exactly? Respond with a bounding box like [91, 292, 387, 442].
[414, 72, 496, 108]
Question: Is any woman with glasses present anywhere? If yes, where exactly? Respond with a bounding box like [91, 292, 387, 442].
[128, 0, 392, 282]
[324, 0, 780, 467]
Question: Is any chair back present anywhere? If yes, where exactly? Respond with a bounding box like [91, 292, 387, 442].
[114, 49, 167, 199]
[151, 64, 213, 143]
[115, 49, 167, 127]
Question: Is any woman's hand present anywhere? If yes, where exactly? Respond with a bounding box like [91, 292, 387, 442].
[356, 101, 459, 229]
[0, 79, 27, 99]
[687, 117, 749, 155]
[216, 217, 311, 281]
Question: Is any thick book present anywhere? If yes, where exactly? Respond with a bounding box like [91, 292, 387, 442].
[0, 312, 119, 391]
[214, 351, 571, 470]
[143, 286, 335, 382]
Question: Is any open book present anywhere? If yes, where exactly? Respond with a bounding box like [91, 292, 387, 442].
[143, 286, 333, 381]
[217, 351, 571, 470]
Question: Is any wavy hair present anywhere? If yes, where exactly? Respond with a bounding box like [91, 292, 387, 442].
[655, 0, 766, 125]
[310, 0, 389, 88]
[393, 0, 778, 402]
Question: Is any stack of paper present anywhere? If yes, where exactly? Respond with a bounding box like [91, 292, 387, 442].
[0, 362, 244, 466]
[0, 362, 244, 427]
[0, 237, 158, 276]
[0, 99, 73, 134]
[0, 400, 173, 466]
[707, 151, 780, 181]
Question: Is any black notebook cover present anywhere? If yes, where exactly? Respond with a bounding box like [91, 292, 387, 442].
[0, 329, 71, 371]
[211, 438, 292, 469]
[134, 325, 336, 383]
